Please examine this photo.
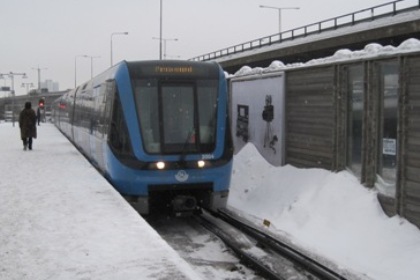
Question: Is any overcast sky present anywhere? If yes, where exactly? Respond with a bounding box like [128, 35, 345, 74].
[0, 0, 409, 95]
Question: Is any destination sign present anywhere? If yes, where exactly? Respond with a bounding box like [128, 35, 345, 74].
[128, 61, 219, 79]
[154, 66, 193, 74]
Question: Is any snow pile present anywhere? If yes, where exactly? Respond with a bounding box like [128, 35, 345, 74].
[228, 143, 420, 280]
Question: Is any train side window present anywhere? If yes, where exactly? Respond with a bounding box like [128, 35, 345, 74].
[91, 85, 102, 135]
[347, 65, 364, 179]
[376, 61, 399, 196]
[197, 80, 218, 150]
[134, 79, 160, 153]
[73, 87, 83, 126]
[103, 79, 116, 138]
[109, 90, 132, 156]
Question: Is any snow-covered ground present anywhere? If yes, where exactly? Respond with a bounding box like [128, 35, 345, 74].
[228, 144, 420, 280]
[1, 121, 420, 280]
[0, 122, 200, 280]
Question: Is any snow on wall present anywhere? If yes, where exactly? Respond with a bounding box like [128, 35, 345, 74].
[229, 38, 420, 77]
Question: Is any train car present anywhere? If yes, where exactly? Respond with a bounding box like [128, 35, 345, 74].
[53, 60, 233, 214]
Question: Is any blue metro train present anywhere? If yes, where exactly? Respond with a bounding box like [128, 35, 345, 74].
[53, 60, 233, 214]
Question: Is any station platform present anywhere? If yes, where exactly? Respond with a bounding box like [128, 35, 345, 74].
[0, 122, 201, 280]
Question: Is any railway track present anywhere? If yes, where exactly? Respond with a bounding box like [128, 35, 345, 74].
[202, 209, 350, 280]
[146, 213, 263, 279]
[194, 211, 293, 280]
[148, 208, 359, 280]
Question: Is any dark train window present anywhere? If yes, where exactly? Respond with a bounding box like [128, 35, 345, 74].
[347, 65, 364, 179]
[134, 79, 218, 154]
[161, 84, 195, 152]
[377, 61, 399, 196]
[135, 79, 160, 153]
[101, 80, 116, 139]
[109, 92, 133, 156]
[197, 80, 218, 146]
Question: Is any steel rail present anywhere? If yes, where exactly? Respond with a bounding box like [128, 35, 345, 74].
[216, 209, 348, 280]
[195, 212, 287, 280]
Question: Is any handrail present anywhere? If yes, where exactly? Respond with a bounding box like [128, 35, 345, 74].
[190, 0, 420, 62]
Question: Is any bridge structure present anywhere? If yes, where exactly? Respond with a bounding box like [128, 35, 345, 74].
[191, 0, 420, 74]
[0, 91, 66, 123]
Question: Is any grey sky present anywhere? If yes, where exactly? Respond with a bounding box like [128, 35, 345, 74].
[0, 0, 398, 95]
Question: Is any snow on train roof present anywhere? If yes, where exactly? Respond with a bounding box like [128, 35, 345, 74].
[229, 38, 420, 78]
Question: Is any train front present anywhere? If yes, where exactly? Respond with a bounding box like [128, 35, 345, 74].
[110, 61, 233, 215]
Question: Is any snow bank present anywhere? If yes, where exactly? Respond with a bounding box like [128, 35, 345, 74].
[228, 143, 420, 280]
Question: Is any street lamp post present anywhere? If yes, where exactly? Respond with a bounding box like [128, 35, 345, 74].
[159, 0, 163, 60]
[110, 32, 128, 66]
[88, 55, 101, 79]
[152, 37, 178, 60]
[259, 5, 300, 33]
[21, 82, 34, 94]
[3, 72, 27, 127]
[32, 66, 47, 93]
[75, 55, 88, 87]
[163, 38, 178, 60]
[0, 74, 5, 86]
[0, 74, 8, 96]
[74, 55, 101, 86]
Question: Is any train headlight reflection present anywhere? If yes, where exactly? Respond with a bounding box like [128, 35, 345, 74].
[197, 160, 206, 168]
[156, 161, 166, 170]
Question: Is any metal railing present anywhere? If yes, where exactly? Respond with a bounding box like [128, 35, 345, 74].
[190, 0, 420, 62]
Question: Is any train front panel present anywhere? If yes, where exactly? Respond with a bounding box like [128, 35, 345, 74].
[107, 61, 233, 214]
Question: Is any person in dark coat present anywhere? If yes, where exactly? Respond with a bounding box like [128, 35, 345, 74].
[19, 102, 37, 151]
[37, 107, 41, 126]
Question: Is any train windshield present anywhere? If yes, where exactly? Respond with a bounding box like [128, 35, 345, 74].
[134, 79, 218, 155]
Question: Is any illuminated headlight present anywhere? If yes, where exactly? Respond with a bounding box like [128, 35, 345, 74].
[156, 161, 166, 170]
[197, 160, 206, 168]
